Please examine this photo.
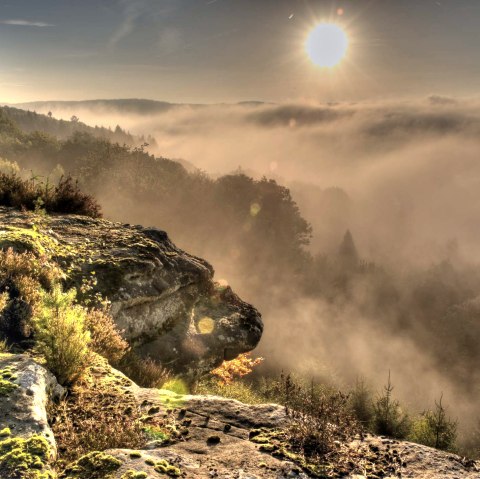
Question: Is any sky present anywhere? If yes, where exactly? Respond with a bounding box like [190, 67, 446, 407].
[0, 0, 479, 103]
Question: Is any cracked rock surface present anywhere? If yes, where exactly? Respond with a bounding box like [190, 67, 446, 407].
[102, 375, 480, 479]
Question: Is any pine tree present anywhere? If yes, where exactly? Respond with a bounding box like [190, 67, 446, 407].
[338, 229, 358, 267]
[373, 371, 410, 439]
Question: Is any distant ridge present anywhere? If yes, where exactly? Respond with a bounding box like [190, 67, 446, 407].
[11, 98, 269, 116]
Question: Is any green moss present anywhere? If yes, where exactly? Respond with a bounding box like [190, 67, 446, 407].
[143, 425, 170, 443]
[144, 458, 155, 466]
[0, 367, 18, 396]
[258, 443, 277, 453]
[0, 434, 54, 479]
[0, 226, 50, 255]
[121, 471, 148, 479]
[128, 451, 142, 459]
[0, 427, 11, 437]
[60, 451, 122, 479]
[152, 459, 181, 477]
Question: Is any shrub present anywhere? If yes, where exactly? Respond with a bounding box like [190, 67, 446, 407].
[0, 158, 20, 176]
[50, 376, 145, 467]
[459, 419, 480, 459]
[372, 372, 411, 439]
[84, 308, 129, 365]
[50, 176, 101, 218]
[211, 353, 264, 385]
[0, 172, 101, 218]
[193, 353, 265, 403]
[33, 285, 90, 385]
[409, 395, 457, 451]
[282, 375, 360, 460]
[0, 249, 60, 341]
[0, 339, 8, 353]
[118, 352, 170, 388]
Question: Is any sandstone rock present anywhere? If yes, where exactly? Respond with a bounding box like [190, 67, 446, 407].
[118, 370, 479, 479]
[0, 353, 63, 454]
[4, 356, 475, 479]
[0, 207, 263, 377]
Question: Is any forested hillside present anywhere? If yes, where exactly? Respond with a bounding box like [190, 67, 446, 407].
[0, 105, 156, 146]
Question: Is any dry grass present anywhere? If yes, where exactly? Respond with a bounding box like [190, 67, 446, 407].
[283, 377, 360, 460]
[49, 359, 146, 468]
[118, 352, 171, 388]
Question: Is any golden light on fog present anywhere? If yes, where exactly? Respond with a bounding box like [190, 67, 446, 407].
[306, 23, 348, 68]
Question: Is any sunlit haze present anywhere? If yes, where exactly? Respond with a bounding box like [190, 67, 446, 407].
[1, 0, 480, 467]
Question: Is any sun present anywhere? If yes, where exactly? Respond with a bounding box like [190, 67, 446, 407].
[306, 23, 348, 68]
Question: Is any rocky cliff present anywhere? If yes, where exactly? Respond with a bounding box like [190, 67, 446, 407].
[0, 354, 478, 479]
[0, 207, 263, 377]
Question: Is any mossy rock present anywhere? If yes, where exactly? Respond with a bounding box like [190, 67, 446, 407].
[0, 434, 53, 479]
[60, 451, 123, 479]
[0, 378, 17, 396]
[120, 471, 148, 479]
[152, 459, 181, 477]
[0, 207, 263, 378]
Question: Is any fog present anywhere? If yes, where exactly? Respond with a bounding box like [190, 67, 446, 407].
[24, 97, 480, 436]
[28, 97, 480, 264]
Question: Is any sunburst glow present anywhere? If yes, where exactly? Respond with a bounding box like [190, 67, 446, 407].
[306, 23, 348, 68]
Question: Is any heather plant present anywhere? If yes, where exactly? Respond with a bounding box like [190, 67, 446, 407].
[0, 172, 101, 218]
[50, 370, 145, 467]
[118, 352, 171, 388]
[282, 374, 360, 460]
[84, 308, 129, 366]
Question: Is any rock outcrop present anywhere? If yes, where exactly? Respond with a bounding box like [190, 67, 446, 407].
[0, 207, 263, 377]
[1, 354, 479, 479]
[121, 386, 480, 479]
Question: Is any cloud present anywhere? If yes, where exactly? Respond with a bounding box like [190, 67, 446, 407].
[108, 1, 144, 48]
[109, 0, 174, 48]
[0, 19, 54, 27]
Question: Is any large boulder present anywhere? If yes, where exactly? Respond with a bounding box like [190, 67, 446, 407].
[0, 353, 63, 479]
[0, 353, 63, 451]
[0, 207, 263, 377]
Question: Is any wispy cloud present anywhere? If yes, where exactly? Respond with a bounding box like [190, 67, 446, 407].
[109, 0, 176, 49]
[0, 19, 54, 27]
[108, 0, 149, 48]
